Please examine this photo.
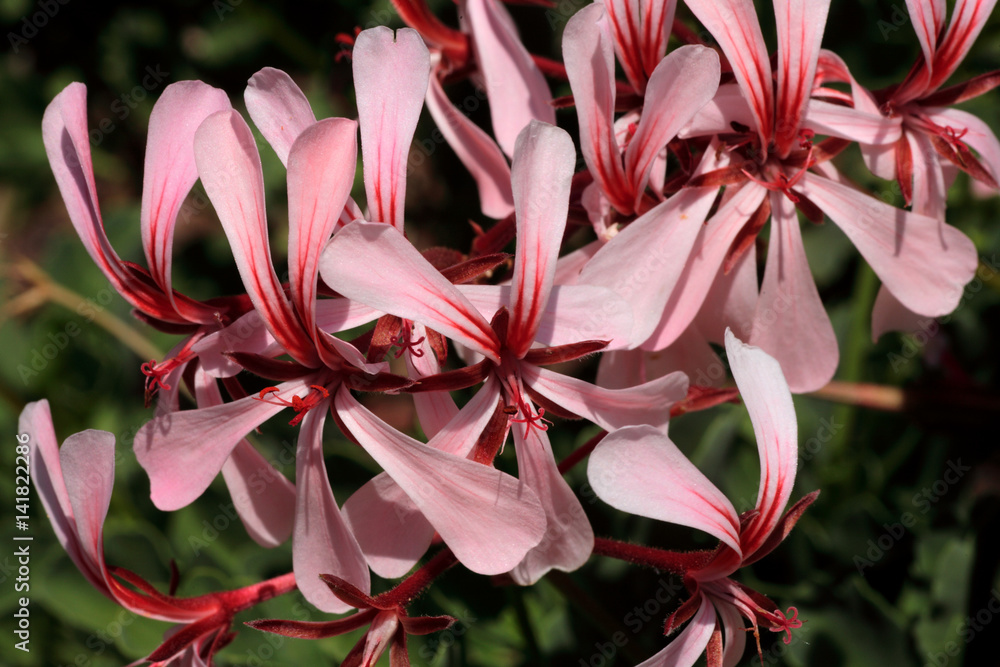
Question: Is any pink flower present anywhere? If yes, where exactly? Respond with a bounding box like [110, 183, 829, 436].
[818, 0, 1000, 338]
[322, 120, 690, 583]
[588, 331, 817, 665]
[580, 0, 978, 392]
[18, 400, 297, 666]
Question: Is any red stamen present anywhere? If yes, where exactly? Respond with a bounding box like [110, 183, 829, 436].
[768, 606, 803, 645]
[141, 348, 196, 407]
[254, 385, 330, 426]
[390, 322, 426, 359]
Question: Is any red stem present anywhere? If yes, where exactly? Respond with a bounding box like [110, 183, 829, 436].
[377, 548, 458, 608]
[593, 537, 714, 575]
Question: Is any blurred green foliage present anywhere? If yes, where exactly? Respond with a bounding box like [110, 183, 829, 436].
[1, 0, 999, 665]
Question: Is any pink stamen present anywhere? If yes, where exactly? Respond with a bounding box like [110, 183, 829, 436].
[768, 606, 803, 645]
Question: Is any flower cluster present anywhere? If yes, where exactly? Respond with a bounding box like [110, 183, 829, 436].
[23, 0, 995, 665]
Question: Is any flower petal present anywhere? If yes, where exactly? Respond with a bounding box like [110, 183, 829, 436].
[336, 387, 546, 575]
[320, 221, 500, 363]
[522, 363, 687, 433]
[221, 441, 295, 548]
[747, 192, 838, 393]
[354, 26, 430, 231]
[624, 45, 720, 210]
[293, 405, 371, 613]
[588, 425, 741, 556]
[508, 423, 594, 585]
[245, 67, 317, 166]
[194, 109, 317, 366]
[636, 594, 716, 667]
[287, 117, 362, 368]
[425, 69, 514, 219]
[20, 401, 109, 595]
[798, 172, 977, 317]
[141, 81, 231, 320]
[563, 4, 631, 212]
[134, 375, 314, 510]
[683, 0, 773, 145]
[466, 0, 555, 158]
[507, 121, 576, 357]
[773, 0, 831, 156]
[579, 186, 720, 347]
[724, 329, 799, 557]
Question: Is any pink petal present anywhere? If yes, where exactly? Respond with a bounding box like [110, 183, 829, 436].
[598, 0, 677, 93]
[642, 183, 767, 351]
[320, 221, 500, 363]
[563, 4, 631, 213]
[425, 67, 514, 219]
[798, 172, 977, 317]
[287, 117, 361, 367]
[42, 84, 176, 322]
[624, 45, 720, 210]
[193, 109, 317, 366]
[61, 430, 117, 595]
[134, 375, 314, 510]
[926, 0, 999, 93]
[192, 310, 276, 378]
[458, 284, 634, 351]
[683, 0, 773, 145]
[906, 0, 947, 76]
[871, 285, 933, 341]
[724, 329, 798, 558]
[907, 127, 947, 220]
[342, 472, 436, 579]
[20, 401, 108, 594]
[679, 84, 756, 139]
[773, 0, 831, 156]
[293, 405, 371, 613]
[926, 107, 1000, 187]
[508, 423, 594, 585]
[465, 0, 555, 158]
[507, 121, 576, 357]
[694, 242, 758, 344]
[245, 67, 317, 166]
[140, 81, 231, 319]
[579, 186, 721, 347]
[588, 425, 741, 555]
[803, 99, 902, 145]
[635, 595, 716, 667]
[335, 388, 546, 575]
[354, 26, 430, 231]
[747, 192, 838, 393]
[522, 363, 687, 433]
[715, 598, 747, 667]
[342, 376, 501, 578]
[221, 441, 295, 548]
[406, 323, 459, 439]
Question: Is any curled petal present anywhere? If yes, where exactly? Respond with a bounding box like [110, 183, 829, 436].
[588, 425, 742, 556]
[245, 67, 317, 165]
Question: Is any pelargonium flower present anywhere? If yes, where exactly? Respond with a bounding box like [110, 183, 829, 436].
[588, 330, 818, 665]
[817, 0, 1000, 338]
[579, 0, 978, 392]
[19, 400, 297, 667]
[322, 120, 691, 583]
